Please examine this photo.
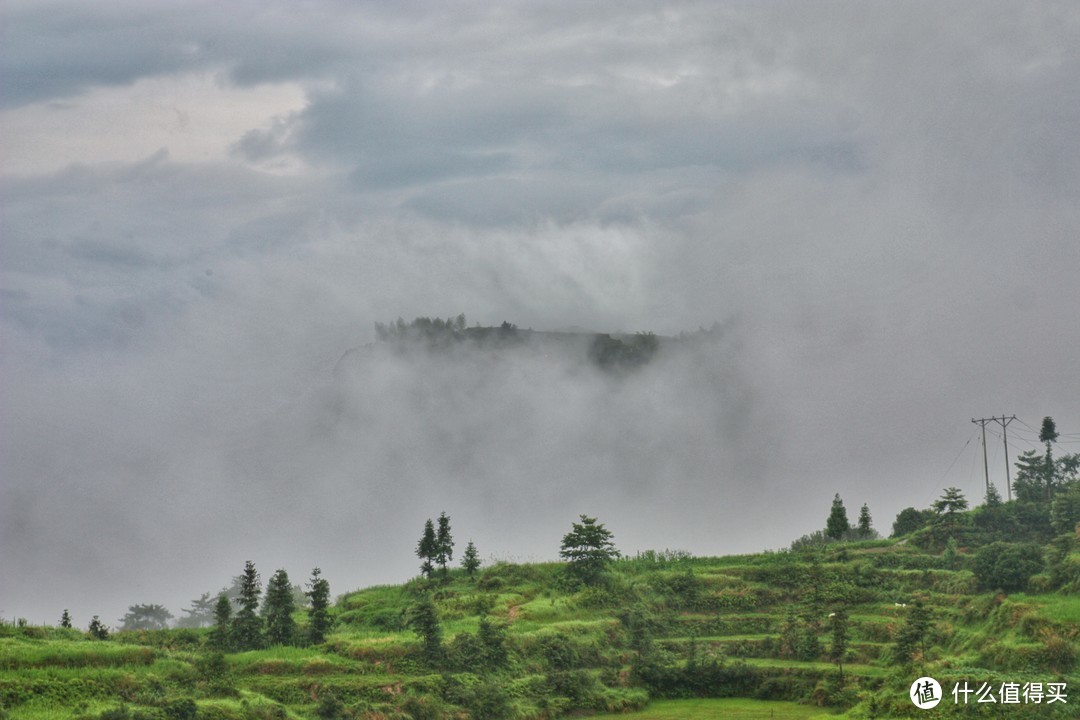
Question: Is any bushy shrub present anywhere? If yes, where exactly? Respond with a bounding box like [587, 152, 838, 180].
[467, 682, 512, 720]
[657, 568, 703, 609]
[538, 633, 582, 670]
[789, 530, 835, 552]
[545, 669, 598, 703]
[973, 542, 1044, 592]
[892, 507, 932, 538]
[162, 699, 197, 720]
[314, 691, 345, 720]
[1038, 631, 1077, 673]
[441, 675, 511, 720]
[400, 693, 447, 720]
[591, 687, 648, 713]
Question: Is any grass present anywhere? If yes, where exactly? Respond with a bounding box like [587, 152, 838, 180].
[589, 698, 838, 719]
[2, 538, 1078, 719]
[0, 638, 157, 669]
[1008, 593, 1080, 624]
[740, 657, 889, 677]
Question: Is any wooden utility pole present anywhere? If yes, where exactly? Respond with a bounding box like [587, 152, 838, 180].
[993, 415, 1017, 501]
[972, 415, 1017, 501]
[971, 418, 991, 496]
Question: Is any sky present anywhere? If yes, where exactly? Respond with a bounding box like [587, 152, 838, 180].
[2, 1, 1079, 626]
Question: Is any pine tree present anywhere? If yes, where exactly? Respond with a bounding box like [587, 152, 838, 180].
[826, 494, 850, 540]
[1014, 449, 1052, 503]
[232, 560, 264, 650]
[856, 503, 874, 538]
[829, 607, 849, 681]
[88, 615, 109, 640]
[306, 567, 332, 645]
[560, 515, 619, 586]
[435, 512, 454, 577]
[417, 519, 437, 578]
[1041, 416, 1060, 501]
[779, 613, 799, 658]
[461, 540, 481, 578]
[984, 483, 1003, 507]
[942, 537, 960, 569]
[476, 617, 508, 669]
[407, 596, 443, 665]
[119, 603, 174, 631]
[264, 569, 296, 646]
[60, 609, 72, 629]
[932, 487, 968, 517]
[178, 592, 216, 628]
[893, 600, 932, 665]
[210, 593, 232, 650]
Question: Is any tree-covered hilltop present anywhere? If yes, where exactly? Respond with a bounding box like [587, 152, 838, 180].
[362, 314, 703, 371]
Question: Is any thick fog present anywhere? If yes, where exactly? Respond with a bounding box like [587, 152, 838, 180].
[2, 2, 1079, 625]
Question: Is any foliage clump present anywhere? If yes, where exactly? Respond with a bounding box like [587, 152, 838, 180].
[973, 541, 1044, 592]
[825, 494, 850, 540]
[560, 515, 619, 586]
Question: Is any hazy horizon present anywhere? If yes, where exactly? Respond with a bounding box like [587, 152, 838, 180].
[3, 1, 1079, 627]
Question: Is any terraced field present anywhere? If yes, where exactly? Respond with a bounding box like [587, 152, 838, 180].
[2, 539, 1078, 718]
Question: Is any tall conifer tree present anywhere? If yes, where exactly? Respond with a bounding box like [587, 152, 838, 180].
[435, 512, 454, 577]
[210, 593, 232, 650]
[826, 494, 850, 540]
[856, 504, 874, 538]
[461, 540, 481, 578]
[232, 560, 263, 650]
[264, 568, 296, 646]
[306, 567, 332, 645]
[417, 519, 437, 578]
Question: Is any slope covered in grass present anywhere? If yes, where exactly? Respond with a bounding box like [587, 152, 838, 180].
[2, 536, 1078, 719]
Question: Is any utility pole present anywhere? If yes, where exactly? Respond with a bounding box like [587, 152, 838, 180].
[972, 415, 1017, 502]
[971, 418, 991, 496]
[993, 415, 1017, 502]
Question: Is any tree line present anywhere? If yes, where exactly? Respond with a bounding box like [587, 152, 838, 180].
[70, 564, 332, 649]
[406, 512, 621, 668]
[208, 563, 332, 650]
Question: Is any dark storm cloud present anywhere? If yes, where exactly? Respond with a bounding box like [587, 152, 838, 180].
[2, 1, 1079, 625]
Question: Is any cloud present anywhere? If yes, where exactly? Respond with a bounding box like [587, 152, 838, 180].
[2, 0, 1079, 625]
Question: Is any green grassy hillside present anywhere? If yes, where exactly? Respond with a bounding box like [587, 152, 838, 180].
[2, 534, 1078, 719]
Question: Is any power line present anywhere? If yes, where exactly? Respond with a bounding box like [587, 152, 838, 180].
[984, 426, 1037, 455]
[936, 432, 975, 485]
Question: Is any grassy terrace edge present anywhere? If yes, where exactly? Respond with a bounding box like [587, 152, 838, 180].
[2, 533, 1079, 719]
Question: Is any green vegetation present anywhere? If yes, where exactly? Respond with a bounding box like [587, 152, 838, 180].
[825, 494, 850, 540]
[436, 512, 455, 578]
[590, 698, 833, 719]
[231, 561, 263, 651]
[417, 518, 438, 579]
[559, 515, 619, 587]
[4, 413, 1080, 718]
[263, 570, 297, 647]
[119, 605, 174, 632]
[6, 526, 1078, 719]
[305, 569, 332, 646]
[462, 541, 482, 578]
[87, 616, 110, 641]
[368, 316, 667, 372]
